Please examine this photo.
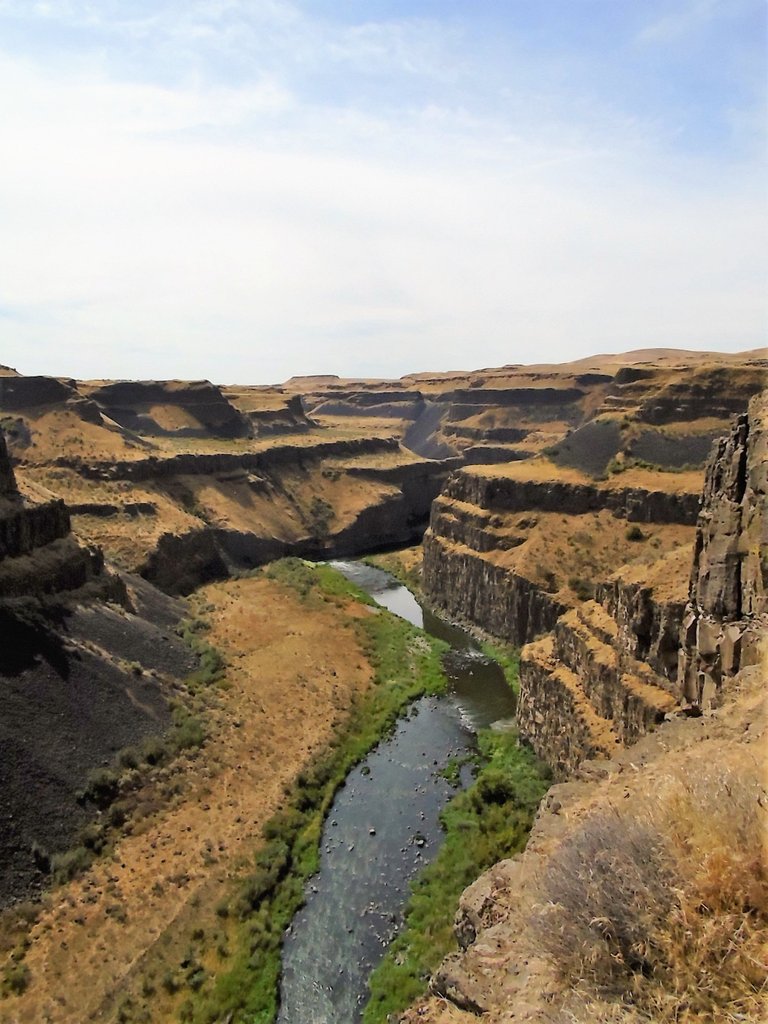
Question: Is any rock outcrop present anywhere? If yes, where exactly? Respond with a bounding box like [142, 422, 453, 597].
[517, 601, 678, 778]
[516, 396, 766, 777]
[0, 433, 103, 598]
[0, 432, 17, 493]
[435, 467, 700, 524]
[424, 395, 765, 779]
[84, 379, 252, 438]
[678, 390, 767, 705]
[422, 463, 699, 650]
[140, 448, 453, 594]
[403, 390, 767, 1024]
[0, 431, 200, 905]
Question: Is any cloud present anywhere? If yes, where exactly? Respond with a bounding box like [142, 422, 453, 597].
[636, 0, 752, 44]
[0, 4, 765, 382]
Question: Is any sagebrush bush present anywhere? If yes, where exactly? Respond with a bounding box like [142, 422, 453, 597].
[531, 763, 768, 1022]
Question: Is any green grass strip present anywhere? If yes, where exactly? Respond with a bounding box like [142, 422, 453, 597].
[187, 559, 450, 1024]
[362, 729, 549, 1023]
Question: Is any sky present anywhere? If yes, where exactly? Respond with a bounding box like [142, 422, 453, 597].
[0, 0, 765, 384]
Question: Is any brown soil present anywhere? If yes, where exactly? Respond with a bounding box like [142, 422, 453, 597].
[468, 458, 703, 495]
[0, 575, 374, 1024]
[432, 501, 694, 603]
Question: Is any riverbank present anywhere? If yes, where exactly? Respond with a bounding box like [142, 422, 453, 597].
[1, 558, 549, 1024]
[0, 563, 379, 1024]
[189, 559, 452, 1024]
[364, 728, 548, 1023]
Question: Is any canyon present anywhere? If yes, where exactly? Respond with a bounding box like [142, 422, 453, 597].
[0, 348, 765, 1023]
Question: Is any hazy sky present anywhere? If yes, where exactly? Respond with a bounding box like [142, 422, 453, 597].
[0, 0, 765, 384]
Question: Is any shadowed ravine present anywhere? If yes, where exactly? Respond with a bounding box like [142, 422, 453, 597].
[276, 561, 517, 1024]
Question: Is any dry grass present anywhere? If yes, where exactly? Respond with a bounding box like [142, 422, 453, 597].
[531, 761, 768, 1022]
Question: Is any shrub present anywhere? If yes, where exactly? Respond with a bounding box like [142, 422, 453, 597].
[50, 845, 94, 884]
[530, 765, 768, 1022]
[79, 767, 120, 809]
[568, 576, 593, 601]
[307, 496, 334, 539]
[625, 524, 644, 541]
[2, 961, 30, 995]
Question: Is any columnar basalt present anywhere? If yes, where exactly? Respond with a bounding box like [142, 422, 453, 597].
[437, 468, 700, 525]
[679, 390, 767, 705]
[517, 599, 678, 779]
[423, 532, 566, 646]
[422, 461, 699, 653]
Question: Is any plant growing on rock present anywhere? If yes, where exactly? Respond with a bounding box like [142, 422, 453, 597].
[530, 764, 768, 1022]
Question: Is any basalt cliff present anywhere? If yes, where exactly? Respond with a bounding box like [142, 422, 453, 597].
[405, 390, 766, 1023]
[0, 350, 765, 1024]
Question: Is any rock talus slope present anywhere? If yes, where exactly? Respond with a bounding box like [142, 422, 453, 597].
[0, 432, 195, 906]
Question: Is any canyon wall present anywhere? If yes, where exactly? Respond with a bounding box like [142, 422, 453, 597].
[0, 431, 197, 904]
[422, 464, 699, 651]
[517, 394, 766, 776]
[403, 389, 767, 1024]
[678, 390, 767, 705]
[422, 392, 765, 779]
[0, 433, 102, 598]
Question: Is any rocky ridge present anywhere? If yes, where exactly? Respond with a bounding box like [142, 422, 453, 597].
[404, 389, 767, 1023]
[679, 390, 767, 705]
[0, 432, 102, 599]
[0, 432, 197, 905]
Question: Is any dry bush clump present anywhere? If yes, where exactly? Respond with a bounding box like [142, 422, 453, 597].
[531, 761, 768, 1022]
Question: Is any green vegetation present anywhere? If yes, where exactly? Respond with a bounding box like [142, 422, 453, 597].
[568, 575, 593, 601]
[363, 723, 548, 1022]
[1, 960, 30, 996]
[190, 565, 548, 1024]
[265, 557, 373, 604]
[189, 558, 450, 1024]
[479, 641, 520, 692]
[603, 454, 700, 478]
[307, 495, 335, 538]
[176, 616, 227, 692]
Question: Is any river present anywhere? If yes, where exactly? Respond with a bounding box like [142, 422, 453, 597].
[276, 560, 516, 1024]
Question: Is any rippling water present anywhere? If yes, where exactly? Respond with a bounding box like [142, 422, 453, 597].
[276, 559, 516, 1024]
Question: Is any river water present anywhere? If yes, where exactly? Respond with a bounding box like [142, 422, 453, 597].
[276, 560, 516, 1024]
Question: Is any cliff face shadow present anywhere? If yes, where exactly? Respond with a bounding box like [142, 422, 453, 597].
[0, 603, 70, 679]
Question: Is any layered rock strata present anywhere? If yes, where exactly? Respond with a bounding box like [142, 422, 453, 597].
[518, 601, 678, 778]
[0, 433, 102, 597]
[513, 395, 766, 775]
[423, 464, 699, 650]
[140, 450, 453, 594]
[84, 379, 252, 438]
[437, 468, 700, 525]
[61, 435, 408, 483]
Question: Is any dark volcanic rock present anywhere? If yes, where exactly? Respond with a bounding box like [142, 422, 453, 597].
[442, 469, 700, 525]
[0, 597, 192, 904]
[423, 530, 566, 647]
[0, 432, 17, 495]
[679, 391, 767, 704]
[548, 419, 623, 476]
